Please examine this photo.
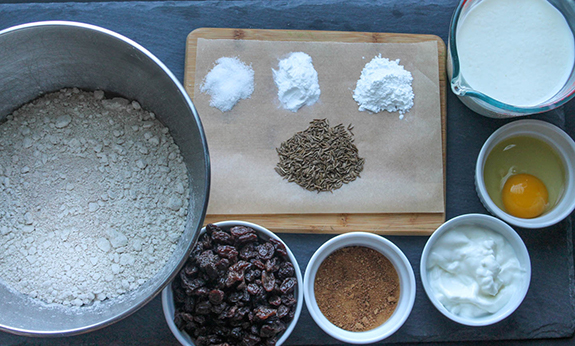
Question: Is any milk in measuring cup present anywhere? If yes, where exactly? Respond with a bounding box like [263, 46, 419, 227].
[456, 0, 574, 107]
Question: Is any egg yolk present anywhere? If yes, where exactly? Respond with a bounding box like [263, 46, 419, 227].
[502, 174, 548, 218]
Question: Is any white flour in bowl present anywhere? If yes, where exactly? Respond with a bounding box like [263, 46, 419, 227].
[0, 88, 189, 306]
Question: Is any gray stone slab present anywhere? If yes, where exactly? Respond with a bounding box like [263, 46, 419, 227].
[0, 1, 573, 345]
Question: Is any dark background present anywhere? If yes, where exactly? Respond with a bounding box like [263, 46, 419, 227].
[0, 0, 574, 345]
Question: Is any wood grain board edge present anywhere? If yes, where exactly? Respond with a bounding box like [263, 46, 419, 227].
[185, 28, 447, 235]
[204, 213, 445, 235]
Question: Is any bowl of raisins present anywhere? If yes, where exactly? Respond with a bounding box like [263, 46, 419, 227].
[162, 221, 303, 346]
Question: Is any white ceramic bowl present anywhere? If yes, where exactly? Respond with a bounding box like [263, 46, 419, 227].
[303, 232, 416, 344]
[475, 119, 575, 229]
[162, 221, 303, 346]
[420, 214, 531, 326]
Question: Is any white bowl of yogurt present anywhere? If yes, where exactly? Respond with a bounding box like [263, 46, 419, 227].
[448, 0, 575, 118]
[420, 214, 531, 326]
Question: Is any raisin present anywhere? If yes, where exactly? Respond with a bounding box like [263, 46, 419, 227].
[212, 230, 234, 245]
[228, 291, 243, 303]
[185, 321, 199, 335]
[184, 296, 195, 312]
[244, 269, 260, 283]
[281, 294, 297, 306]
[262, 271, 275, 292]
[264, 337, 279, 346]
[250, 259, 265, 270]
[265, 257, 279, 272]
[268, 295, 282, 307]
[241, 288, 251, 302]
[254, 307, 277, 321]
[197, 250, 219, 271]
[195, 301, 212, 315]
[230, 327, 243, 339]
[230, 225, 255, 238]
[226, 270, 243, 287]
[269, 238, 288, 256]
[195, 335, 209, 346]
[204, 262, 219, 280]
[193, 314, 206, 325]
[192, 286, 209, 297]
[247, 283, 262, 296]
[257, 242, 275, 260]
[230, 260, 252, 273]
[277, 305, 289, 319]
[183, 264, 199, 277]
[181, 312, 195, 323]
[233, 306, 250, 322]
[221, 305, 238, 319]
[262, 321, 286, 338]
[217, 245, 238, 261]
[198, 233, 212, 250]
[239, 244, 257, 260]
[173, 284, 186, 304]
[206, 334, 222, 345]
[226, 260, 251, 287]
[214, 326, 230, 337]
[279, 277, 297, 294]
[174, 312, 184, 329]
[278, 262, 295, 280]
[205, 223, 219, 235]
[236, 232, 258, 246]
[209, 289, 225, 305]
[180, 271, 204, 290]
[215, 258, 230, 275]
[274, 321, 287, 334]
[241, 333, 261, 346]
[259, 324, 276, 338]
[211, 302, 227, 314]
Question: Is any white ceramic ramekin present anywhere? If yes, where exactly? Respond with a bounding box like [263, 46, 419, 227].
[303, 232, 416, 344]
[475, 119, 575, 228]
[420, 214, 531, 326]
[162, 221, 303, 346]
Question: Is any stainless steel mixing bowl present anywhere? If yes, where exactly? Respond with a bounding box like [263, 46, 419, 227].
[0, 21, 210, 336]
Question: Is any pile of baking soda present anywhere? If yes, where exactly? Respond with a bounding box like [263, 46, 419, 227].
[0, 88, 189, 306]
[272, 52, 321, 112]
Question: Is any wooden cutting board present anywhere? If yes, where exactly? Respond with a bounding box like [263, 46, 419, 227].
[185, 28, 446, 235]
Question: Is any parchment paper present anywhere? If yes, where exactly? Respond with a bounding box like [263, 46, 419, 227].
[194, 38, 444, 215]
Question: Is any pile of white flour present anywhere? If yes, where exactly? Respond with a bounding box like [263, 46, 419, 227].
[0, 88, 189, 306]
[353, 55, 414, 119]
[201, 56, 255, 112]
[272, 52, 321, 112]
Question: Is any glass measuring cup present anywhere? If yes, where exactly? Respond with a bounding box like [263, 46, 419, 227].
[448, 0, 575, 118]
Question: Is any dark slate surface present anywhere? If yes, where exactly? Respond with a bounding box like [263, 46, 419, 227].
[0, 0, 574, 345]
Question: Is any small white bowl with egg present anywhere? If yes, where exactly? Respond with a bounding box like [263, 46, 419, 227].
[475, 119, 575, 229]
[420, 214, 531, 326]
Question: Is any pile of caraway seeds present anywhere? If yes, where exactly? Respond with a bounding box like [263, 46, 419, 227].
[275, 118, 365, 193]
